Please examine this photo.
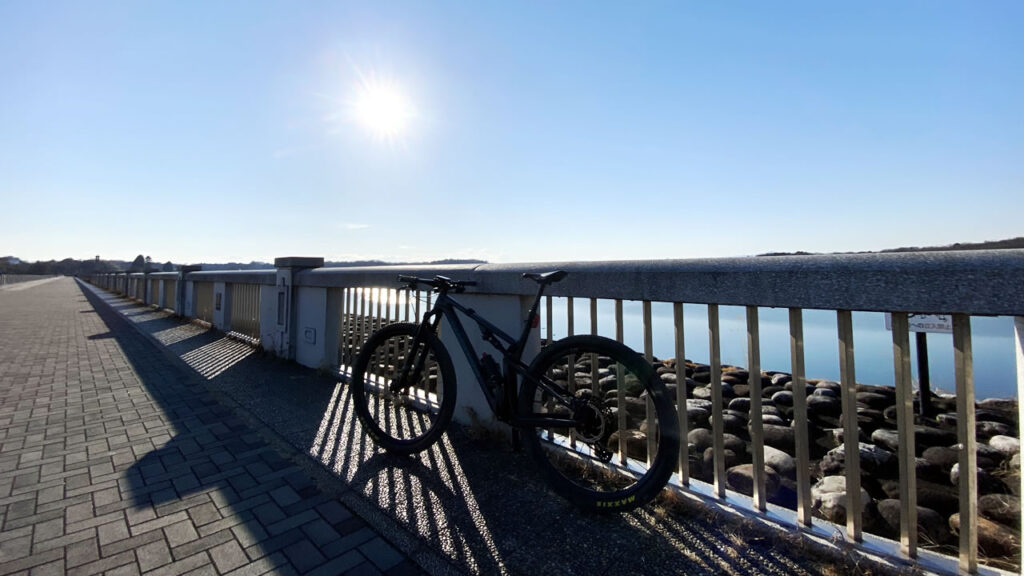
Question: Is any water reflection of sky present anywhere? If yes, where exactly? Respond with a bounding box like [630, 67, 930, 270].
[547, 299, 1018, 400]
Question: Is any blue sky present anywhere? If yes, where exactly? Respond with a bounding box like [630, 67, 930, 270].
[2, 2, 1021, 264]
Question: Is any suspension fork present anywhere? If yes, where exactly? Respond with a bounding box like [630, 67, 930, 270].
[390, 309, 442, 393]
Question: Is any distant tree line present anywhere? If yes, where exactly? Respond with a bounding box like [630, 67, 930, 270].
[0, 255, 486, 276]
[758, 236, 1024, 257]
[879, 236, 1024, 253]
[0, 254, 175, 276]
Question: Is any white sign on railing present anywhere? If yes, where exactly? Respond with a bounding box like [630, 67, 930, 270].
[884, 313, 953, 333]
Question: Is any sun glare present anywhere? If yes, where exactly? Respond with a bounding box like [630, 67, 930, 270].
[352, 76, 414, 143]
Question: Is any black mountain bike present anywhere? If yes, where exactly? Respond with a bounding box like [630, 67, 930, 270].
[350, 271, 680, 512]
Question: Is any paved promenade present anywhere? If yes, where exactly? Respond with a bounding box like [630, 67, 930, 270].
[0, 278, 420, 575]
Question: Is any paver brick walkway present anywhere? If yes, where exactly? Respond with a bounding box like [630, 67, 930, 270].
[0, 278, 420, 575]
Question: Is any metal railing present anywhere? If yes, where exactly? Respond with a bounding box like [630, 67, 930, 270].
[163, 279, 177, 311]
[87, 251, 1023, 575]
[194, 281, 214, 324]
[229, 282, 261, 342]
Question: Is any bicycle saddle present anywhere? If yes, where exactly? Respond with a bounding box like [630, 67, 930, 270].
[522, 270, 567, 285]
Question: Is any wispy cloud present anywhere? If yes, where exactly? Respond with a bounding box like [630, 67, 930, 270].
[342, 223, 370, 230]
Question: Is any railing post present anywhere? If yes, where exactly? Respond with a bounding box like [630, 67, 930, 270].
[184, 274, 196, 318]
[269, 257, 324, 361]
[175, 266, 198, 315]
[213, 281, 231, 331]
[323, 288, 343, 371]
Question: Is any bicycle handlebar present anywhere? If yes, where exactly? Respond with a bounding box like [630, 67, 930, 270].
[397, 275, 477, 292]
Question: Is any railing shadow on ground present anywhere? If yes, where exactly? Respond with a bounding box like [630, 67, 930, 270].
[311, 383, 826, 575]
[83, 285, 842, 575]
[75, 282, 366, 573]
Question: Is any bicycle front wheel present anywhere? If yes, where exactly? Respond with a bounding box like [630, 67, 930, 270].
[351, 322, 457, 455]
[520, 335, 680, 512]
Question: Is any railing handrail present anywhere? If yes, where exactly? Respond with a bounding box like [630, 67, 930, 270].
[184, 270, 276, 284]
[283, 250, 1024, 316]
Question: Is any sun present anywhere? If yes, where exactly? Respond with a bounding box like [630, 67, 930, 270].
[352, 75, 414, 143]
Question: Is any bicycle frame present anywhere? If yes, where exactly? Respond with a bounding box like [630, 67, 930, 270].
[407, 289, 579, 429]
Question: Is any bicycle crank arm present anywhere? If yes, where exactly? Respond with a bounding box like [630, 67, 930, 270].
[514, 416, 579, 429]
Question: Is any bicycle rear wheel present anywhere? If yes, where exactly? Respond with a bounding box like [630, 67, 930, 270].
[519, 335, 679, 512]
[351, 322, 457, 455]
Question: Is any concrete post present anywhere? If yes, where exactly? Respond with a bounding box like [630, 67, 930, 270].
[212, 281, 229, 331]
[439, 293, 541, 428]
[271, 257, 324, 360]
[176, 266, 199, 316]
[184, 277, 196, 318]
[294, 285, 327, 369]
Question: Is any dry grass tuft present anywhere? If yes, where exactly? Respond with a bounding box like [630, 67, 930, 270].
[649, 489, 926, 576]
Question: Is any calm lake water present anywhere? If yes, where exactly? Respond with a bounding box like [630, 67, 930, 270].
[544, 300, 1019, 401]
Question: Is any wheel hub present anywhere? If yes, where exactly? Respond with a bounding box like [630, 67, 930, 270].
[572, 393, 614, 462]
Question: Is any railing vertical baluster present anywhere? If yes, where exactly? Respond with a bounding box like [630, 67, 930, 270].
[244, 284, 250, 334]
[242, 284, 248, 335]
[245, 284, 250, 335]
[545, 295, 553, 345]
[567, 297, 575, 338]
[673, 302, 688, 484]
[374, 287, 383, 334]
[746, 306, 765, 511]
[237, 284, 243, 334]
[590, 298, 597, 335]
[338, 287, 348, 368]
[643, 300, 655, 466]
[392, 288, 399, 324]
[404, 288, 410, 322]
[837, 310, 863, 541]
[347, 288, 355, 359]
[351, 287, 360, 364]
[789, 308, 812, 527]
[708, 304, 725, 498]
[953, 314, 977, 574]
[615, 299, 626, 461]
[1016, 317, 1024, 506]
[236, 284, 243, 334]
[891, 312, 918, 557]
[247, 284, 252, 335]
[566, 297, 576, 447]
[236, 284, 242, 334]
[411, 286, 419, 323]
[590, 298, 599, 459]
[357, 287, 368, 352]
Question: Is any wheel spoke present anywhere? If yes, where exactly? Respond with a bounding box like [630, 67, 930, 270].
[521, 335, 679, 511]
[352, 323, 456, 454]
